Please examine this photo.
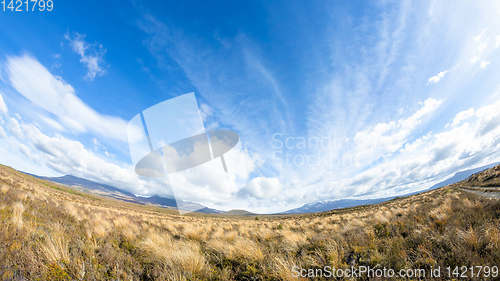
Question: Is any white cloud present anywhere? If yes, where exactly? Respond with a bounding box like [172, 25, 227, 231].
[199, 103, 213, 122]
[337, 99, 500, 199]
[354, 98, 443, 160]
[427, 70, 448, 85]
[104, 151, 115, 159]
[450, 108, 475, 127]
[23, 123, 125, 182]
[2, 115, 169, 196]
[0, 92, 7, 115]
[480, 61, 491, 68]
[7, 117, 23, 139]
[6, 55, 141, 142]
[478, 41, 488, 52]
[132, 1, 500, 212]
[0, 103, 263, 210]
[241, 177, 282, 199]
[38, 115, 65, 131]
[473, 29, 486, 41]
[91, 137, 107, 151]
[495, 35, 500, 48]
[65, 32, 107, 80]
[166, 140, 259, 206]
[476, 99, 500, 121]
[470, 56, 480, 64]
[0, 126, 6, 138]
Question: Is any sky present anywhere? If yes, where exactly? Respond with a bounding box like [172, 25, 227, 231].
[1, 0, 500, 213]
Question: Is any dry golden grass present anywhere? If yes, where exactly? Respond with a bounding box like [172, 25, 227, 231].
[11, 201, 24, 228]
[1, 164, 500, 280]
[1, 184, 10, 194]
[38, 222, 70, 263]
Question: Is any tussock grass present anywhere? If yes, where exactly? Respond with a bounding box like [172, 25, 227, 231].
[1, 164, 500, 280]
[11, 201, 24, 228]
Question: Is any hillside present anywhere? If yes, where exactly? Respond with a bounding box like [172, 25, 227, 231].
[223, 209, 256, 216]
[1, 164, 499, 280]
[463, 164, 500, 188]
[28, 174, 221, 214]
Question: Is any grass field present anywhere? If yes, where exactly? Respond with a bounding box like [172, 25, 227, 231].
[0, 164, 499, 280]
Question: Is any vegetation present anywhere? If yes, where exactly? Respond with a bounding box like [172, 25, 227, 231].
[0, 164, 499, 280]
[465, 165, 500, 187]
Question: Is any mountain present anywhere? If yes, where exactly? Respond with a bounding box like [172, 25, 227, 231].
[281, 162, 500, 214]
[224, 209, 256, 216]
[281, 197, 393, 214]
[29, 174, 136, 196]
[29, 162, 500, 215]
[425, 162, 500, 190]
[136, 195, 177, 208]
[28, 174, 145, 204]
[143, 195, 221, 214]
[27, 173, 221, 213]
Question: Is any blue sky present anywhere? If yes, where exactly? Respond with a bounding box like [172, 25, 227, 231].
[1, 0, 500, 213]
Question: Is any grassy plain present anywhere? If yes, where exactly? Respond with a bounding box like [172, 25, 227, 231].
[0, 164, 499, 280]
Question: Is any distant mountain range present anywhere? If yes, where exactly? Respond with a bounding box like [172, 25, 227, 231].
[28, 174, 221, 214]
[224, 209, 256, 216]
[425, 162, 500, 190]
[29, 162, 499, 215]
[280, 197, 393, 214]
[280, 162, 500, 214]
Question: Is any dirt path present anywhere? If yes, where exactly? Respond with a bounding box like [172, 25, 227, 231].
[461, 187, 500, 199]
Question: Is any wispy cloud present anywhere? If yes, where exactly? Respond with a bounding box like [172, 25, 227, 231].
[427, 70, 448, 85]
[0, 92, 7, 115]
[64, 32, 107, 80]
[0, 55, 174, 199]
[478, 41, 488, 52]
[449, 108, 475, 127]
[480, 61, 491, 68]
[132, 0, 500, 211]
[137, 14, 290, 162]
[6, 55, 140, 142]
[3, 52, 279, 212]
[280, 0, 500, 205]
